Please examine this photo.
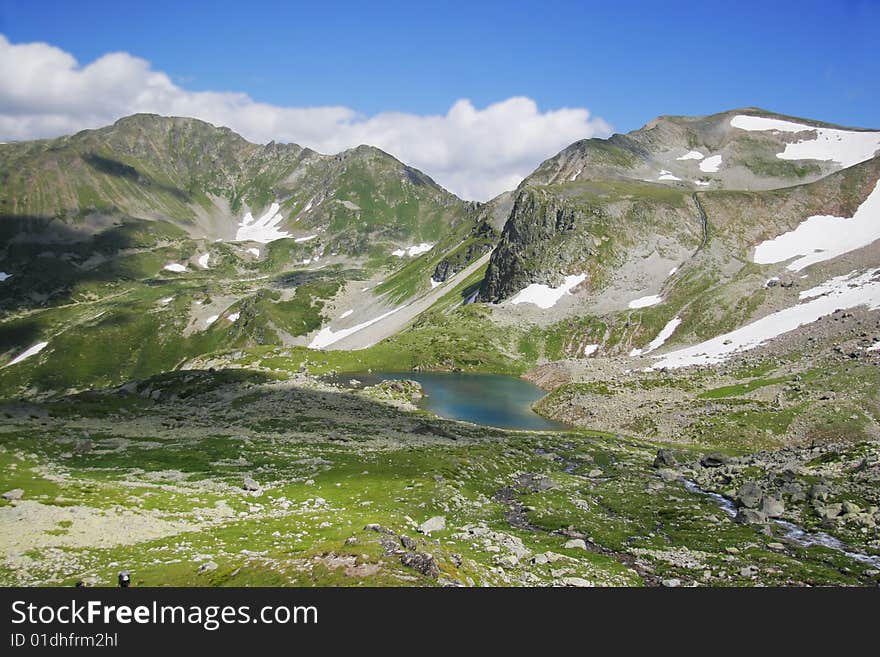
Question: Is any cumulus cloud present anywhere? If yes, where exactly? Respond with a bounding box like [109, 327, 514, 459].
[0, 35, 611, 199]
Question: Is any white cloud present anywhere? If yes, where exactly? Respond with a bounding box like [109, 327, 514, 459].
[0, 35, 611, 200]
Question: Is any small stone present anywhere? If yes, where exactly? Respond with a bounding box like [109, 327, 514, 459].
[767, 542, 785, 551]
[588, 469, 604, 478]
[725, 547, 741, 555]
[563, 539, 587, 551]
[197, 561, 218, 574]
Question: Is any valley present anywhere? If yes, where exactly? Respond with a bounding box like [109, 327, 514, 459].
[1, 108, 879, 587]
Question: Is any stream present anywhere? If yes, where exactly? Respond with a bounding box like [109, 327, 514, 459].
[683, 479, 880, 569]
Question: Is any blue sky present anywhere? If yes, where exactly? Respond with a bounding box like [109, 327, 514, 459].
[0, 0, 877, 199]
[2, 0, 878, 130]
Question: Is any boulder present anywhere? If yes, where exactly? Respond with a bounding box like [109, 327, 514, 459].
[563, 539, 587, 551]
[735, 508, 768, 525]
[400, 535, 418, 551]
[700, 453, 728, 468]
[760, 496, 785, 518]
[417, 516, 446, 535]
[661, 578, 682, 588]
[842, 501, 862, 515]
[242, 476, 260, 492]
[735, 482, 763, 509]
[2, 488, 24, 501]
[400, 551, 439, 578]
[653, 449, 677, 468]
[561, 577, 594, 587]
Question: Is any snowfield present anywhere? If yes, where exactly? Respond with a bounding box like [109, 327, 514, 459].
[163, 263, 186, 273]
[753, 179, 880, 271]
[699, 155, 722, 173]
[628, 294, 663, 309]
[309, 306, 407, 349]
[7, 341, 49, 366]
[510, 274, 587, 309]
[652, 269, 880, 369]
[197, 254, 210, 269]
[630, 317, 681, 356]
[677, 150, 704, 161]
[392, 243, 434, 257]
[235, 202, 291, 243]
[730, 114, 880, 168]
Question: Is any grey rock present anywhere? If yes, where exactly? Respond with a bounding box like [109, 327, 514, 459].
[661, 578, 682, 588]
[700, 453, 728, 468]
[563, 538, 587, 551]
[242, 476, 260, 491]
[653, 449, 677, 468]
[735, 481, 763, 509]
[760, 496, 785, 518]
[735, 508, 768, 525]
[417, 516, 446, 535]
[400, 551, 439, 578]
[197, 561, 218, 574]
[400, 535, 418, 551]
[561, 577, 593, 587]
[2, 489, 24, 501]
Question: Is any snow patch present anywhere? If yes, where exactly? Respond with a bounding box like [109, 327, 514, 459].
[308, 306, 407, 349]
[246, 247, 260, 257]
[294, 234, 318, 243]
[235, 202, 291, 243]
[765, 276, 780, 287]
[753, 179, 880, 271]
[227, 312, 240, 322]
[653, 269, 880, 369]
[7, 341, 48, 366]
[0, 272, 11, 282]
[205, 315, 219, 326]
[340, 310, 353, 319]
[583, 344, 599, 356]
[868, 341, 880, 352]
[699, 155, 722, 173]
[631, 317, 681, 356]
[730, 114, 880, 168]
[658, 170, 681, 181]
[163, 263, 186, 273]
[628, 294, 663, 309]
[158, 297, 173, 305]
[510, 274, 587, 309]
[197, 253, 210, 269]
[693, 180, 711, 186]
[392, 243, 434, 257]
[668, 267, 678, 277]
[430, 278, 442, 289]
[677, 150, 704, 161]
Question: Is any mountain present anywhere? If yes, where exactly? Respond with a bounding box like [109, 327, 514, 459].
[2, 108, 880, 588]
